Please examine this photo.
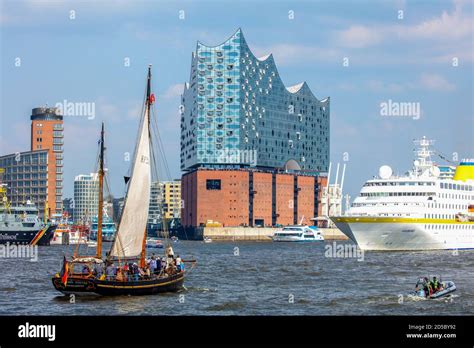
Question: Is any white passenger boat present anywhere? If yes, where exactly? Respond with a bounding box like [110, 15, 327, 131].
[68, 229, 88, 245]
[331, 137, 474, 251]
[146, 238, 164, 249]
[272, 226, 324, 242]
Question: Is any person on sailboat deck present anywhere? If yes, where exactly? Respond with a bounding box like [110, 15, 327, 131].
[106, 263, 115, 280]
[149, 256, 157, 274]
[130, 263, 138, 281]
[176, 255, 183, 272]
[156, 257, 163, 274]
[165, 245, 176, 274]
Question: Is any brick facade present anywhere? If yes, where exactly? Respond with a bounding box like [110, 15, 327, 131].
[181, 169, 326, 228]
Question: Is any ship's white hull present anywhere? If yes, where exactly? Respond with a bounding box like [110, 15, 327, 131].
[331, 217, 474, 251]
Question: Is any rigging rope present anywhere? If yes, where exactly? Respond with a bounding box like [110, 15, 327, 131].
[432, 148, 457, 165]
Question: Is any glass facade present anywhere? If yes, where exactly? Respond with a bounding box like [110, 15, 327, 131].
[73, 173, 99, 223]
[181, 29, 330, 174]
[0, 150, 49, 215]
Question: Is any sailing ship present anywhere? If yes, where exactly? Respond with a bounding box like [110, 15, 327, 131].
[52, 66, 194, 295]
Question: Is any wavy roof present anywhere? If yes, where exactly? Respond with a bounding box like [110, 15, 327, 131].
[192, 28, 329, 104]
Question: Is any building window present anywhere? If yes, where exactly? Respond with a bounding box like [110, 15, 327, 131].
[206, 179, 221, 190]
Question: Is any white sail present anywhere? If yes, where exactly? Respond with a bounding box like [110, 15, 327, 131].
[110, 108, 150, 258]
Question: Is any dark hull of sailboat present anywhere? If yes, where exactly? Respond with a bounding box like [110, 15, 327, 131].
[52, 275, 98, 296]
[92, 273, 185, 296]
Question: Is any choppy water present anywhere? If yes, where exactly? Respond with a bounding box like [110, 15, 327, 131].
[0, 241, 473, 315]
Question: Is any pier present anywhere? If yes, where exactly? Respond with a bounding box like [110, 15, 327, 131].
[178, 226, 348, 241]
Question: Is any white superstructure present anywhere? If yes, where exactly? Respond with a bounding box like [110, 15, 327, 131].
[331, 137, 474, 251]
[272, 226, 324, 242]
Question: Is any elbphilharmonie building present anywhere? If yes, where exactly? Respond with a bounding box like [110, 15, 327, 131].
[180, 29, 330, 174]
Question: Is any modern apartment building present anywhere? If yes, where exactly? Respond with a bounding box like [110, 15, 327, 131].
[162, 180, 181, 220]
[30, 107, 64, 214]
[148, 181, 163, 225]
[73, 173, 99, 223]
[181, 28, 329, 173]
[0, 107, 64, 217]
[0, 150, 49, 214]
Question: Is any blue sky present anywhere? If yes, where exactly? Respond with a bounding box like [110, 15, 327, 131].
[1, 0, 473, 201]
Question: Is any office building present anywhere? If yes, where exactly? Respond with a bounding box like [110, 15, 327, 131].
[30, 107, 64, 214]
[0, 107, 64, 216]
[73, 173, 99, 223]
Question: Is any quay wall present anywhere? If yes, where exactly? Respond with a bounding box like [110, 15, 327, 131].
[177, 227, 348, 241]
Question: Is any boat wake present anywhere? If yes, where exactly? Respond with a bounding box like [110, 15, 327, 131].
[405, 293, 459, 302]
[185, 286, 217, 293]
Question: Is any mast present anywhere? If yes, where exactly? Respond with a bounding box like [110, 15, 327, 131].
[140, 65, 153, 267]
[109, 65, 153, 261]
[96, 122, 105, 259]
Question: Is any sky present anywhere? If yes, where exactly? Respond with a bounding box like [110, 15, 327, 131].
[0, 0, 473, 202]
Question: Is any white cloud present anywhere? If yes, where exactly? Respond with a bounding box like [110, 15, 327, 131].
[161, 83, 184, 100]
[399, 1, 472, 41]
[367, 80, 408, 93]
[358, 74, 456, 93]
[335, 25, 383, 48]
[418, 73, 456, 91]
[96, 97, 120, 122]
[335, 0, 472, 48]
[252, 44, 339, 66]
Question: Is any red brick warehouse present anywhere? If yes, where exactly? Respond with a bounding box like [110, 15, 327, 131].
[181, 169, 327, 228]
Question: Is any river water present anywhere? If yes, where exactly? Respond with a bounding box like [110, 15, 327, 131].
[0, 241, 472, 315]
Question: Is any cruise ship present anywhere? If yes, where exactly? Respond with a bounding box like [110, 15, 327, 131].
[330, 137, 474, 251]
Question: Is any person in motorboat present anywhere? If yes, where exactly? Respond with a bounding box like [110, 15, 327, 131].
[415, 276, 455, 299]
[422, 277, 431, 297]
[431, 276, 442, 292]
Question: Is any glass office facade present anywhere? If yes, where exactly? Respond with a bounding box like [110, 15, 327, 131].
[181, 29, 330, 174]
[0, 150, 49, 215]
[73, 173, 99, 223]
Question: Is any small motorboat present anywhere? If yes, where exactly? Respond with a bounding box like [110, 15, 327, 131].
[203, 236, 212, 243]
[413, 277, 456, 299]
[171, 236, 179, 243]
[146, 238, 164, 249]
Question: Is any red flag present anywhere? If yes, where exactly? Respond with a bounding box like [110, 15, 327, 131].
[149, 94, 155, 104]
[60, 256, 69, 286]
